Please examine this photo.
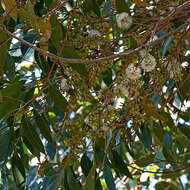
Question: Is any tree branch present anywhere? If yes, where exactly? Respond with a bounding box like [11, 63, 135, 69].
[0, 20, 189, 64]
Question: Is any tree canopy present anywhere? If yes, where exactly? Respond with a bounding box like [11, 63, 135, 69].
[1, 0, 190, 189]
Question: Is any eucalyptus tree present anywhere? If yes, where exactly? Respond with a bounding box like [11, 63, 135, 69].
[0, 0, 190, 189]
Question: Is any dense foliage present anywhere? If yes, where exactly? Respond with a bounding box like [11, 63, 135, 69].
[1, 0, 190, 189]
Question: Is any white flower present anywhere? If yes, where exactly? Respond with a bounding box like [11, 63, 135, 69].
[113, 97, 125, 109]
[116, 12, 133, 29]
[125, 64, 141, 80]
[141, 52, 157, 72]
[115, 84, 128, 96]
[60, 78, 68, 90]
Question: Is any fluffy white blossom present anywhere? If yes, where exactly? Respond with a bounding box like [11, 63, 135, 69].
[125, 64, 141, 80]
[113, 97, 125, 109]
[116, 12, 133, 29]
[60, 78, 68, 90]
[114, 84, 128, 96]
[140, 51, 157, 72]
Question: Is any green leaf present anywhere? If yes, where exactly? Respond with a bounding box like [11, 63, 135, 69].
[163, 131, 172, 150]
[49, 86, 68, 113]
[11, 154, 26, 179]
[137, 126, 152, 150]
[66, 167, 82, 190]
[1, 82, 22, 97]
[162, 146, 173, 161]
[103, 165, 116, 190]
[12, 165, 24, 187]
[22, 117, 45, 154]
[0, 29, 8, 76]
[0, 82, 23, 118]
[81, 153, 93, 177]
[178, 124, 190, 139]
[25, 0, 38, 31]
[34, 111, 53, 142]
[42, 170, 64, 190]
[21, 33, 37, 57]
[101, 0, 112, 16]
[155, 181, 180, 190]
[1, 0, 17, 21]
[50, 15, 64, 51]
[4, 54, 15, 81]
[83, 164, 96, 190]
[115, 0, 130, 13]
[83, 0, 100, 16]
[46, 142, 56, 160]
[0, 128, 12, 163]
[110, 150, 133, 179]
[61, 47, 87, 75]
[162, 37, 173, 56]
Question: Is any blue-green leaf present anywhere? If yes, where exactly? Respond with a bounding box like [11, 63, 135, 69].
[163, 131, 172, 150]
[103, 165, 116, 190]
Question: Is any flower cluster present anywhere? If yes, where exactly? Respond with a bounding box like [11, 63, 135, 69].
[140, 50, 157, 72]
[125, 64, 141, 80]
[60, 78, 68, 90]
[116, 12, 133, 29]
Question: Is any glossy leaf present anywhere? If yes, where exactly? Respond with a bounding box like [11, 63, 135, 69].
[110, 150, 132, 179]
[103, 165, 116, 190]
[34, 111, 53, 142]
[83, 164, 96, 190]
[66, 167, 82, 190]
[0, 129, 12, 163]
[48, 86, 68, 113]
[22, 117, 45, 154]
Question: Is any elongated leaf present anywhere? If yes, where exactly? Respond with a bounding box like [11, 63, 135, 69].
[46, 142, 56, 160]
[34, 111, 53, 142]
[83, 164, 96, 190]
[4, 54, 15, 81]
[12, 165, 24, 187]
[11, 154, 26, 179]
[178, 124, 190, 138]
[103, 165, 116, 190]
[0, 28, 8, 76]
[163, 131, 172, 150]
[42, 170, 64, 190]
[137, 126, 152, 150]
[0, 129, 12, 163]
[102, 0, 112, 16]
[25, 0, 38, 31]
[22, 118, 45, 154]
[0, 82, 23, 118]
[21, 33, 37, 57]
[66, 167, 82, 190]
[50, 15, 64, 51]
[162, 37, 173, 56]
[1, 0, 17, 21]
[49, 86, 68, 113]
[110, 150, 133, 179]
[81, 153, 93, 177]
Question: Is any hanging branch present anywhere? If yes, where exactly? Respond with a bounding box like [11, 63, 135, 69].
[0, 20, 189, 64]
